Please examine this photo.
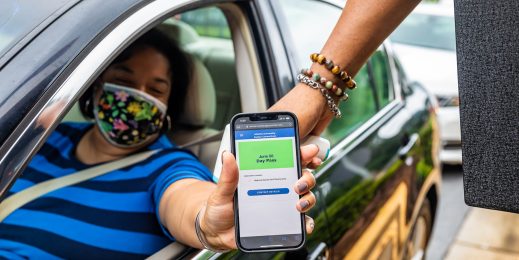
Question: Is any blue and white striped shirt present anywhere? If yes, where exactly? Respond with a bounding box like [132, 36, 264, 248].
[0, 122, 213, 259]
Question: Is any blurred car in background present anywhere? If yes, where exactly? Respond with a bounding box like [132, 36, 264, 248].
[390, 3, 461, 165]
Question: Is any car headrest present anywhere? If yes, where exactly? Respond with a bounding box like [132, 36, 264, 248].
[178, 58, 216, 127]
[157, 19, 200, 46]
[156, 19, 217, 127]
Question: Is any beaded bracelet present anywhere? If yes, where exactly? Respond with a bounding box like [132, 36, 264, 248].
[297, 73, 342, 118]
[310, 53, 357, 90]
[300, 68, 349, 101]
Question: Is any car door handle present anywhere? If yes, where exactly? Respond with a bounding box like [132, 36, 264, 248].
[308, 242, 328, 260]
[399, 133, 419, 160]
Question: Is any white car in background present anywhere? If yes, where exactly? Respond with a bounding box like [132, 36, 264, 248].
[390, 3, 461, 165]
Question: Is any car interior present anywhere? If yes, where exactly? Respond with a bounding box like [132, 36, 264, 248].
[63, 7, 242, 170]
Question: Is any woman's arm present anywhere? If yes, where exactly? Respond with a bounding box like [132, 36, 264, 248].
[269, 0, 421, 137]
[159, 146, 320, 249]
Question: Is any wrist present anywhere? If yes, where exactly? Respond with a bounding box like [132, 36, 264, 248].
[196, 207, 229, 252]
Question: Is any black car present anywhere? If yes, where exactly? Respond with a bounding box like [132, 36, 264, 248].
[0, 0, 441, 259]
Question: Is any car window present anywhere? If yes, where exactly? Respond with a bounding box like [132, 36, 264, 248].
[179, 7, 231, 39]
[63, 7, 241, 131]
[323, 65, 378, 145]
[278, 0, 378, 145]
[278, 0, 340, 67]
[369, 48, 394, 109]
[176, 7, 241, 130]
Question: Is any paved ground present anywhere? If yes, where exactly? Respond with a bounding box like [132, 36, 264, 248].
[426, 165, 470, 260]
[425, 165, 519, 259]
[445, 207, 519, 259]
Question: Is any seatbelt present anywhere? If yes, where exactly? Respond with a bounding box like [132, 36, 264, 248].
[0, 129, 224, 223]
[177, 131, 223, 149]
[0, 150, 160, 222]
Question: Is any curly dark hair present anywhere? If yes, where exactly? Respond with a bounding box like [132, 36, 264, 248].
[79, 28, 192, 125]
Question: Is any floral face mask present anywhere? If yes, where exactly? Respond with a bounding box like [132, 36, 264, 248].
[94, 83, 167, 147]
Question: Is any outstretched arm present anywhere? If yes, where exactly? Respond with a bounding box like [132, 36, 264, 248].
[158, 145, 320, 249]
[269, 0, 420, 137]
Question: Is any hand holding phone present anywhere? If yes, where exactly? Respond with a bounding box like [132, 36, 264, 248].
[231, 112, 308, 252]
[196, 113, 319, 252]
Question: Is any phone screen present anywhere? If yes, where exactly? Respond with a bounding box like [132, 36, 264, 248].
[232, 113, 304, 251]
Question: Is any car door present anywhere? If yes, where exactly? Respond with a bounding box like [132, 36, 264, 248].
[271, 0, 430, 259]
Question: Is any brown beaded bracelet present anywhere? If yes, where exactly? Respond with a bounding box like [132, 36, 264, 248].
[300, 68, 349, 101]
[310, 53, 357, 90]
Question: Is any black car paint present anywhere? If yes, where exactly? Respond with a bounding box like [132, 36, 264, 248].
[0, 0, 440, 259]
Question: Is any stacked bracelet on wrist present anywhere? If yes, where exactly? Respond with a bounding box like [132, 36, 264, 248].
[297, 73, 342, 118]
[300, 69, 349, 101]
[297, 53, 358, 118]
[310, 53, 357, 90]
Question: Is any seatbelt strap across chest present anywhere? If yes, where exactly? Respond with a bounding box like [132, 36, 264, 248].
[0, 149, 159, 222]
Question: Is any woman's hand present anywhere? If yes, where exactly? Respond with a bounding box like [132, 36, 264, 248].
[198, 144, 321, 250]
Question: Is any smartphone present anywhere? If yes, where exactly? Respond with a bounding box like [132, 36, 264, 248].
[231, 112, 305, 252]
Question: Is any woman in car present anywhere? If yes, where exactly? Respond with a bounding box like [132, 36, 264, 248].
[0, 29, 318, 258]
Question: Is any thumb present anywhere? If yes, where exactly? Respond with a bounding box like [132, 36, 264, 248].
[211, 151, 239, 203]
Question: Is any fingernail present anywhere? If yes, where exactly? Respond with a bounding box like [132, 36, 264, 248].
[299, 200, 310, 210]
[309, 222, 315, 231]
[315, 158, 322, 166]
[297, 182, 308, 193]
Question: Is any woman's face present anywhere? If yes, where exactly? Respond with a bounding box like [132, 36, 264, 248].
[91, 46, 172, 150]
[101, 46, 172, 105]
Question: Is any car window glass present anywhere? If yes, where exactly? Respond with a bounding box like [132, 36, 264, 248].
[176, 7, 241, 129]
[278, 0, 340, 67]
[179, 7, 231, 39]
[322, 65, 378, 145]
[64, 7, 241, 130]
[278, 0, 378, 146]
[369, 48, 394, 108]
